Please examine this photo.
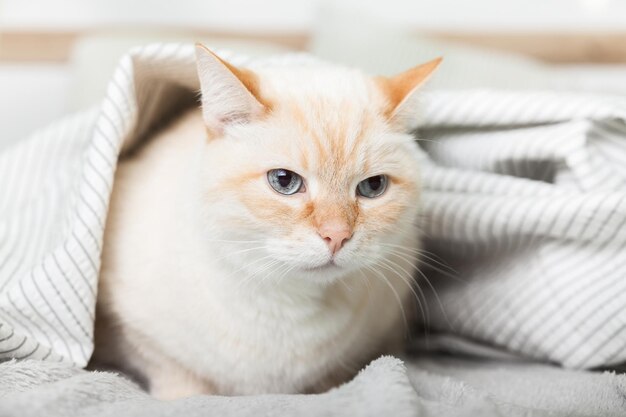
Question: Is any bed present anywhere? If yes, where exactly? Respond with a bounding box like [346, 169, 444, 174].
[1, 7, 626, 417]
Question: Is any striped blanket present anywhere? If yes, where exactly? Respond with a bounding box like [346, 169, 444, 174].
[1, 44, 625, 376]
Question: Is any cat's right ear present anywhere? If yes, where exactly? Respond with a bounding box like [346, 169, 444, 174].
[377, 57, 442, 129]
[195, 44, 266, 137]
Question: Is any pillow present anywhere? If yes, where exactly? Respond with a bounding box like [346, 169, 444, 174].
[68, 31, 295, 111]
[309, 5, 553, 90]
[309, 4, 626, 95]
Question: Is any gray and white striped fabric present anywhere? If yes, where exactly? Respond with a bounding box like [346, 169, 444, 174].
[0, 44, 625, 370]
[418, 92, 626, 369]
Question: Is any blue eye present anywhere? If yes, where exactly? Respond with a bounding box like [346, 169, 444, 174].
[267, 169, 303, 195]
[357, 175, 388, 198]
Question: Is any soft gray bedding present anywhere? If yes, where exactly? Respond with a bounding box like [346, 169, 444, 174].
[2, 356, 625, 417]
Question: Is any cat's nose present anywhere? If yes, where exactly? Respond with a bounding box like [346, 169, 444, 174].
[318, 221, 353, 255]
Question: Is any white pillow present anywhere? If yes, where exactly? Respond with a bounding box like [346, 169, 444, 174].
[310, 4, 626, 96]
[68, 32, 295, 111]
[309, 5, 553, 90]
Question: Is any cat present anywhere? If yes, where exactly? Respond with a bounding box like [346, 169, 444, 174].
[92, 44, 440, 400]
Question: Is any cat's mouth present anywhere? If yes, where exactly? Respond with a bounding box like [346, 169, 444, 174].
[303, 260, 337, 272]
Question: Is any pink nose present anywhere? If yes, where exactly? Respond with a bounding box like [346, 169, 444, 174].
[318, 221, 353, 255]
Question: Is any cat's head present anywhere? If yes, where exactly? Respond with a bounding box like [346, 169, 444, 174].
[195, 45, 440, 284]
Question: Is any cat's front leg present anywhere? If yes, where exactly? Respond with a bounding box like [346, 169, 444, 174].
[146, 361, 217, 400]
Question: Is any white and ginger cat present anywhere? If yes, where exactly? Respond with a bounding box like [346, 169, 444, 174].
[93, 45, 440, 399]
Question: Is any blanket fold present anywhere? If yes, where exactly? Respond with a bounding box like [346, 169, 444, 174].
[2, 356, 626, 417]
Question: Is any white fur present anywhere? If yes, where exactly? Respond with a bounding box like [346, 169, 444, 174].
[94, 54, 423, 398]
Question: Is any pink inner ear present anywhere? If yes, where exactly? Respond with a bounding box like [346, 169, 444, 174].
[195, 44, 267, 135]
[377, 57, 443, 117]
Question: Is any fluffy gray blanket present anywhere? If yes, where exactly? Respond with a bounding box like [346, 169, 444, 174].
[2, 356, 625, 417]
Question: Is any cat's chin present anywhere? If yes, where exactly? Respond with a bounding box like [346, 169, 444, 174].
[302, 260, 337, 272]
[296, 261, 354, 284]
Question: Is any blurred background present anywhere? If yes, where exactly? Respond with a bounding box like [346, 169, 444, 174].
[1, 0, 626, 148]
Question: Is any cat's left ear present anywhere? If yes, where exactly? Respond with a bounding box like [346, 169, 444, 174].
[195, 44, 267, 136]
[377, 57, 442, 128]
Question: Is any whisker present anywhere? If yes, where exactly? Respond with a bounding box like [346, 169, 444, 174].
[211, 245, 269, 262]
[230, 254, 273, 277]
[379, 244, 463, 282]
[233, 256, 277, 290]
[382, 246, 456, 281]
[357, 269, 373, 303]
[339, 277, 355, 293]
[274, 262, 298, 287]
[379, 243, 457, 274]
[250, 261, 284, 293]
[385, 251, 453, 330]
[363, 264, 409, 336]
[377, 257, 429, 329]
[205, 238, 266, 244]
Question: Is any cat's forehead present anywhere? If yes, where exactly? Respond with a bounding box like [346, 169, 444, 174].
[286, 95, 381, 142]
[224, 95, 396, 180]
[299, 104, 373, 174]
[262, 67, 385, 132]
[251, 66, 411, 182]
[270, 99, 401, 186]
[256, 65, 376, 100]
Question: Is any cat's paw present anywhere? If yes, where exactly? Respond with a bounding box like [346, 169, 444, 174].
[149, 368, 217, 400]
